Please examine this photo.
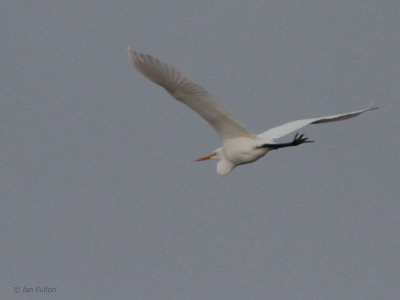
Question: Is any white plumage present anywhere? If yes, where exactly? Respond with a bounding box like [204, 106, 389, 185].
[128, 48, 378, 176]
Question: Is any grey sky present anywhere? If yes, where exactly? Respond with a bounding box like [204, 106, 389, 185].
[1, 0, 399, 299]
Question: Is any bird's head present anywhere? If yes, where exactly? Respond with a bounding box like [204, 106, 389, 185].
[195, 148, 234, 176]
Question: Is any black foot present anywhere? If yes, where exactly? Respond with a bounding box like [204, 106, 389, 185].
[257, 133, 314, 150]
[291, 133, 314, 146]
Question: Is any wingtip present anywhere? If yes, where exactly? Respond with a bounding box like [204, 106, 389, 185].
[368, 102, 379, 111]
[127, 47, 137, 65]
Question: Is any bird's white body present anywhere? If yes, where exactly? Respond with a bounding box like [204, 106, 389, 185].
[217, 137, 272, 175]
[223, 137, 268, 164]
[128, 48, 378, 176]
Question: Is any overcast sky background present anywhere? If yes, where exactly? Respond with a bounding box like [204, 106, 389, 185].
[1, 1, 399, 299]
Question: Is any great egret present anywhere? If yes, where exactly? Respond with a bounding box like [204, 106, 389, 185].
[128, 48, 378, 176]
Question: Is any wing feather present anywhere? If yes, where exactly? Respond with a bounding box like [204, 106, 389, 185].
[257, 106, 378, 141]
[128, 48, 252, 140]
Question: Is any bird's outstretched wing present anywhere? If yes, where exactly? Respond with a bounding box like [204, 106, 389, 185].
[257, 106, 378, 141]
[128, 48, 253, 140]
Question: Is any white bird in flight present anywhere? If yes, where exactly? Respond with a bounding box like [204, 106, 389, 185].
[128, 48, 378, 176]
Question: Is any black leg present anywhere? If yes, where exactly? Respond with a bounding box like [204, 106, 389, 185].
[257, 133, 314, 150]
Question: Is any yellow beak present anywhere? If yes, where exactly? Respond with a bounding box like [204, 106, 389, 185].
[195, 152, 216, 161]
